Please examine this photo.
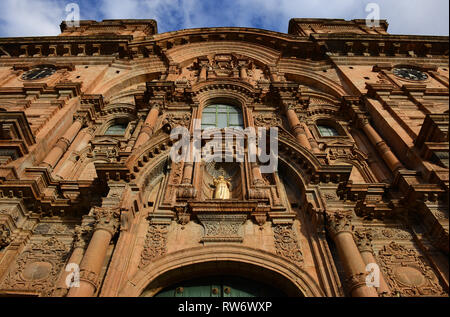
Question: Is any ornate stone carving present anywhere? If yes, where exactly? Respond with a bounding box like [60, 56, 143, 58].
[343, 272, 368, 294]
[254, 114, 282, 128]
[33, 223, 74, 235]
[326, 211, 354, 236]
[273, 224, 303, 264]
[0, 208, 19, 222]
[175, 206, 191, 226]
[370, 227, 413, 241]
[377, 242, 446, 297]
[197, 214, 247, 243]
[73, 224, 93, 249]
[354, 230, 373, 253]
[79, 269, 99, 291]
[139, 224, 169, 268]
[0, 237, 69, 296]
[163, 113, 191, 129]
[91, 207, 120, 236]
[0, 224, 12, 248]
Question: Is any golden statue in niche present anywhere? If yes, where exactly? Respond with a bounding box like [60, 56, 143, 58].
[213, 176, 231, 200]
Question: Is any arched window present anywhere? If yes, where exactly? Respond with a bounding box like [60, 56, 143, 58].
[317, 124, 340, 137]
[105, 123, 128, 136]
[201, 104, 244, 129]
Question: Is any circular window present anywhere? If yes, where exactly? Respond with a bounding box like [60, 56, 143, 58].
[392, 68, 428, 81]
[21, 65, 56, 81]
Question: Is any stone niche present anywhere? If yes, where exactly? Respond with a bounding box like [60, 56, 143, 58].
[202, 161, 243, 200]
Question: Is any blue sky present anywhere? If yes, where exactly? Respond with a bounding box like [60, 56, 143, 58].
[0, 0, 448, 37]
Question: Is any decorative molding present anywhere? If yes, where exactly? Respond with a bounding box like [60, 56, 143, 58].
[0, 237, 69, 297]
[197, 214, 247, 243]
[139, 224, 169, 269]
[91, 207, 120, 236]
[370, 227, 413, 241]
[354, 230, 373, 254]
[0, 223, 12, 248]
[273, 224, 303, 264]
[377, 242, 446, 297]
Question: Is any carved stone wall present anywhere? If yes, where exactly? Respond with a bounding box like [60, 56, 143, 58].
[139, 224, 169, 269]
[377, 242, 446, 297]
[273, 224, 303, 265]
[0, 15, 447, 298]
[0, 237, 70, 296]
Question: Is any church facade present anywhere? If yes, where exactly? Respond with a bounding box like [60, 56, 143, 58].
[0, 18, 448, 297]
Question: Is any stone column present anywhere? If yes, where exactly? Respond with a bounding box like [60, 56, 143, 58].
[251, 162, 265, 186]
[327, 212, 378, 297]
[358, 117, 403, 172]
[67, 207, 119, 297]
[284, 104, 312, 150]
[238, 61, 248, 80]
[182, 162, 194, 184]
[53, 225, 90, 297]
[354, 231, 391, 296]
[302, 122, 320, 153]
[133, 105, 161, 149]
[55, 127, 95, 179]
[41, 116, 85, 169]
[199, 63, 208, 81]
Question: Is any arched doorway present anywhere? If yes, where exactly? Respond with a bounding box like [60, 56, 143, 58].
[155, 275, 286, 297]
[124, 245, 326, 298]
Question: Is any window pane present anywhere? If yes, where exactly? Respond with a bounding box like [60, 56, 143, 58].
[318, 125, 339, 137]
[229, 112, 243, 126]
[105, 124, 128, 135]
[202, 112, 216, 125]
[202, 104, 243, 129]
[217, 113, 228, 129]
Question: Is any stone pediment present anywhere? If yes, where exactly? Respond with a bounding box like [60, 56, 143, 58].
[92, 137, 120, 146]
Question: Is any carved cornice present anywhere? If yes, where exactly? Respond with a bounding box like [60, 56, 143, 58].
[312, 33, 449, 58]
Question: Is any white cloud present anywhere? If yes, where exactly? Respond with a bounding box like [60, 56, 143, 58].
[0, 0, 447, 37]
[0, 0, 64, 37]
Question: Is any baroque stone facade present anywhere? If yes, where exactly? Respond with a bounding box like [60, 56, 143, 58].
[0, 18, 448, 297]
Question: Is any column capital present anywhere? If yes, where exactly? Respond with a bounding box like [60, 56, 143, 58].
[74, 112, 89, 126]
[73, 224, 93, 249]
[91, 207, 120, 236]
[149, 100, 164, 113]
[354, 230, 374, 254]
[326, 211, 354, 237]
[282, 100, 298, 113]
